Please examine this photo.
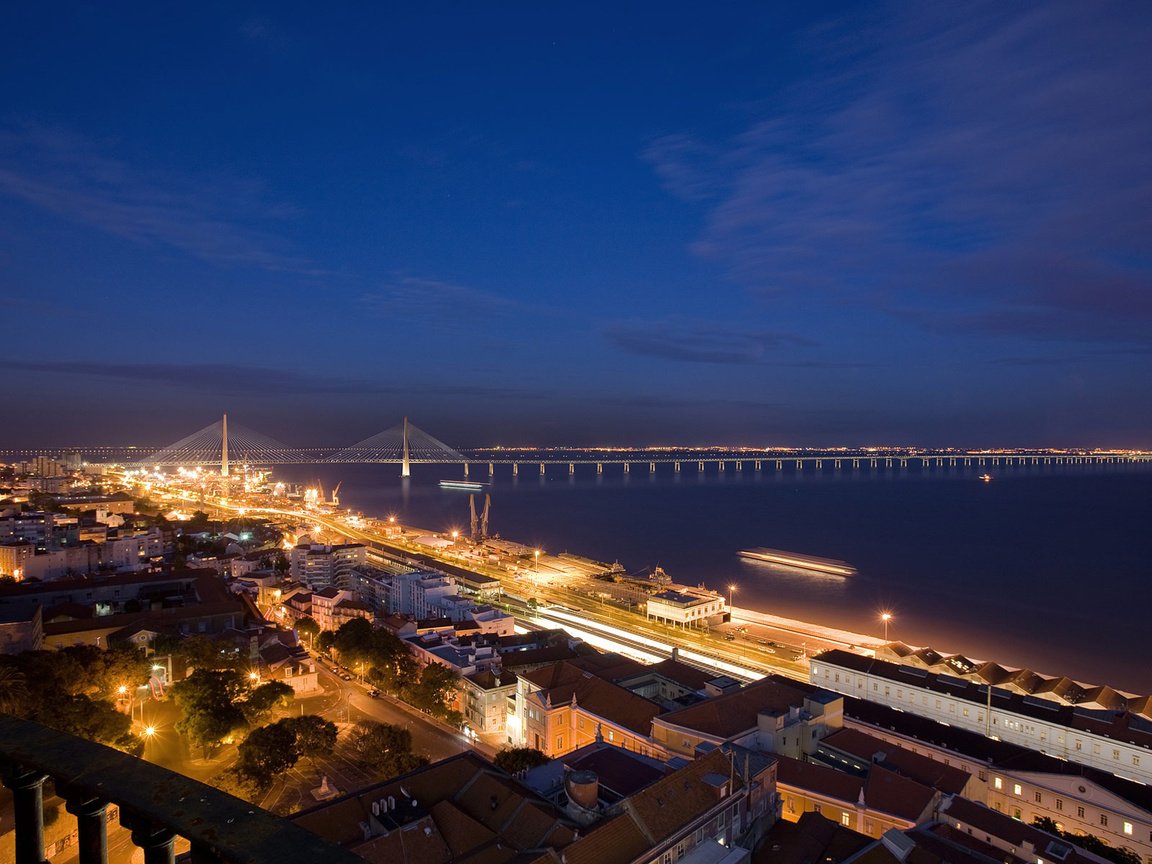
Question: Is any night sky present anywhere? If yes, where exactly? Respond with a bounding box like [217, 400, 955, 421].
[2, 3, 1150, 449]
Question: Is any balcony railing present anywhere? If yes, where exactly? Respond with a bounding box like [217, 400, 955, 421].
[0, 715, 364, 864]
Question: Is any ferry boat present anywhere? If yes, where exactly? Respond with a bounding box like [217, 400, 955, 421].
[979, 473, 993, 483]
[439, 479, 487, 491]
[738, 547, 857, 577]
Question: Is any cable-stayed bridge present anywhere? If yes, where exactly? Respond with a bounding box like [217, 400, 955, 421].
[2, 415, 1146, 473]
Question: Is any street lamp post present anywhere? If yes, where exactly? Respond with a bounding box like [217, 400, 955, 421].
[728, 583, 737, 614]
[881, 612, 892, 643]
[534, 549, 540, 571]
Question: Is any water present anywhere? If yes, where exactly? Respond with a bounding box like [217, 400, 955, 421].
[271, 461, 1152, 694]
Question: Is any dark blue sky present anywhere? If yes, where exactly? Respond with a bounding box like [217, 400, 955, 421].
[2, 2, 1150, 449]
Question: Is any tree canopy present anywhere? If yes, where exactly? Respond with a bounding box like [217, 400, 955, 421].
[233, 715, 337, 789]
[493, 747, 549, 774]
[345, 720, 428, 779]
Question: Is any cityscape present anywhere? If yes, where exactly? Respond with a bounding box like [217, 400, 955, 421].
[2, 5, 1151, 864]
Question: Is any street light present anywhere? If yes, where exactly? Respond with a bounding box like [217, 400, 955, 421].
[728, 583, 737, 612]
[881, 611, 893, 643]
[534, 549, 540, 571]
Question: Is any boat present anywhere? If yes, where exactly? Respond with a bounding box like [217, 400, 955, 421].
[439, 479, 487, 491]
[979, 474, 993, 483]
[738, 547, 857, 577]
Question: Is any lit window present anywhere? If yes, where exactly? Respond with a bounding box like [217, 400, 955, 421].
[1123, 822, 1133, 836]
[994, 777, 1003, 790]
[841, 812, 851, 827]
[1014, 784, 1022, 796]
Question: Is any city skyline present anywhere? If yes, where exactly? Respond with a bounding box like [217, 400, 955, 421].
[2, 3, 1151, 448]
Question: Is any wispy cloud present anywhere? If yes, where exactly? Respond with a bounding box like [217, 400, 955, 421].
[359, 275, 518, 329]
[603, 319, 815, 364]
[646, 3, 1152, 342]
[0, 121, 317, 273]
[0, 358, 550, 402]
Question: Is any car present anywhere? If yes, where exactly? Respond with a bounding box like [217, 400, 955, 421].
[341, 673, 353, 681]
[367, 689, 380, 698]
[724, 633, 736, 641]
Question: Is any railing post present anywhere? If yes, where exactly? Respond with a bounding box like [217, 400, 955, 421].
[2, 766, 49, 864]
[123, 813, 177, 864]
[63, 792, 110, 864]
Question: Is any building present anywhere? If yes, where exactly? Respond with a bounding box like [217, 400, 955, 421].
[826, 687, 1152, 864]
[459, 668, 518, 743]
[0, 604, 42, 653]
[811, 650, 1152, 786]
[310, 587, 373, 632]
[291, 745, 776, 864]
[651, 678, 842, 759]
[775, 755, 938, 837]
[512, 655, 668, 758]
[288, 543, 366, 589]
[646, 587, 726, 628]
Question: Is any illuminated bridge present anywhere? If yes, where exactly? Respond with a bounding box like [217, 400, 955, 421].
[1, 414, 1146, 475]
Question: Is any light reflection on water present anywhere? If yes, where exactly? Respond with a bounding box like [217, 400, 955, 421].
[272, 460, 1152, 693]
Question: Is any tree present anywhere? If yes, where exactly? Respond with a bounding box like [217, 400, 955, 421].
[345, 721, 428, 779]
[407, 663, 460, 719]
[235, 721, 299, 788]
[170, 669, 249, 754]
[1032, 818, 1142, 864]
[317, 631, 336, 654]
[0, 665, 28, 715]
[332, 617, 374, 661]
[493, 747, 549, 774]
[284, 714, 337, 762]
[233, 715, 337, 790]
[295, 616, 320, 646]
[242, 681, 294, 725]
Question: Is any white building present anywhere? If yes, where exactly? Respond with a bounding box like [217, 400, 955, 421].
[811, 649, 1152, 786]
[646, 587, 726, 627]
[289, 543, 366, 589]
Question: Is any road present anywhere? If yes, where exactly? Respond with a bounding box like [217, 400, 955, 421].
[256, 665, 484, 814]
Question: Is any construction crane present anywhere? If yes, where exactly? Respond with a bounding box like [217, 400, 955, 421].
[331, 482, 342, 507]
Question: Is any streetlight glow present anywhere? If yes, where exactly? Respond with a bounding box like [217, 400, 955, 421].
[880, 611, 893, 643]
[143, 725, 156, 738]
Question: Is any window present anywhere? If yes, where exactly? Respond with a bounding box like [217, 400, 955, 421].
[1075, 740, 1082, 751]
[978, 771, 987, 782]
[556, 736, 564, 750]
[1134, 755, 1141, 767]
[1035, 792, 1043, 803]
[1077, 807, 1085, 818]
[841, 812, 851, 827]
[1123, 822, 1133, 836]
[1013, 807, 1022, 820]
[994, 777, 1003, 790]
[1100, 815, 1108, 828]
[1013, 784, 1022, 796]
[607, 730, 615, 742]
[1113, 750, 1121, 761]
[1056, 798, 1063, 811]
[813, 804, 821, 814]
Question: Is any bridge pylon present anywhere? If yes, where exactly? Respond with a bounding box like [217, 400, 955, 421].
[402, 416, 411, 478]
